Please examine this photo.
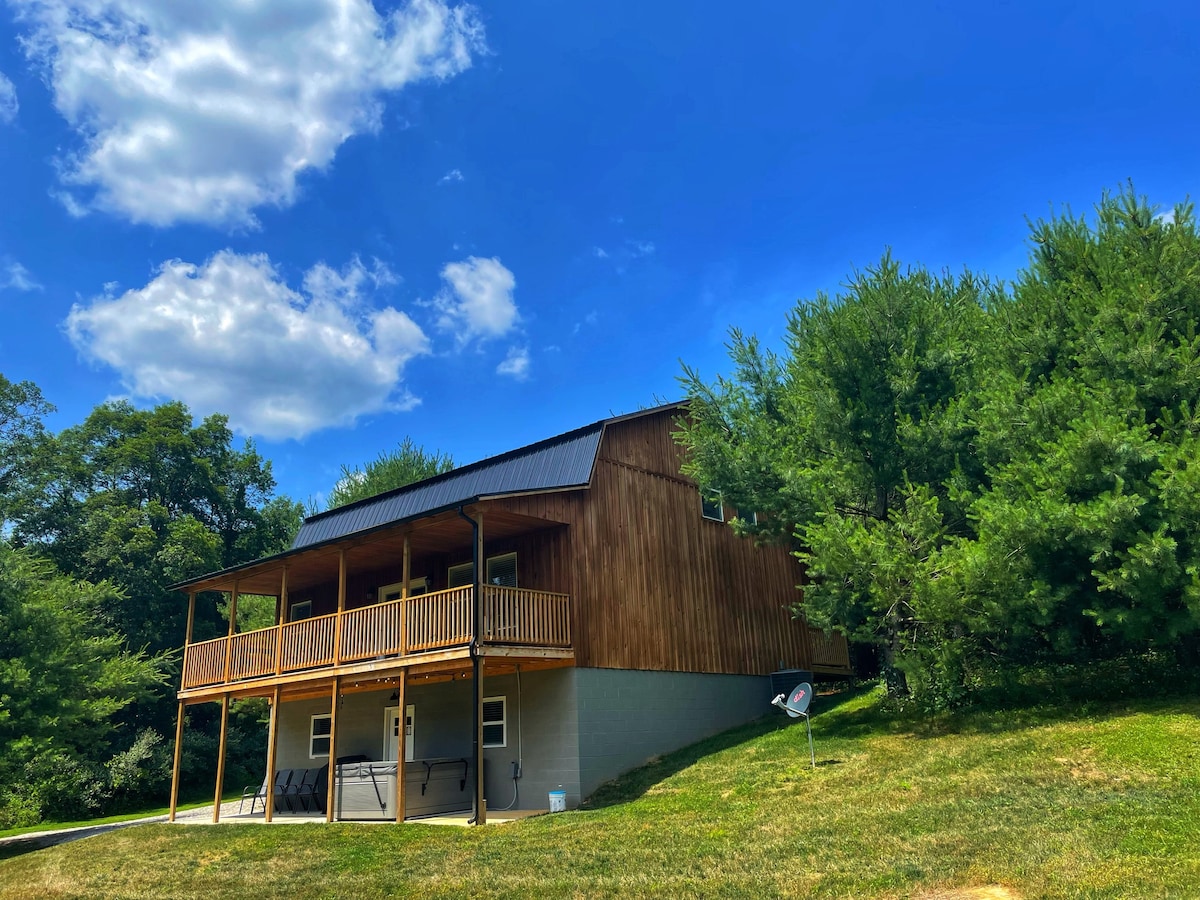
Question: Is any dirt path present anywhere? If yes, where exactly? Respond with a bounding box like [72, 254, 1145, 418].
[0, 801, 242, 858]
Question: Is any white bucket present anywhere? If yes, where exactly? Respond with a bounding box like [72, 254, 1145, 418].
[548, 790, 566, 813]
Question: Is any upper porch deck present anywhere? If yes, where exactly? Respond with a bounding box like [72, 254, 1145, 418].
[180, 583, 572, 697]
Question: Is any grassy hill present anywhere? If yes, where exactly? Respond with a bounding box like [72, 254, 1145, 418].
[1, 685, 1197, 899]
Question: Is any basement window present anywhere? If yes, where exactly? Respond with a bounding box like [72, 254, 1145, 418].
[701, 492, 724, 522]
[310, 714, 332, 758]
[483, 696, 507, 748]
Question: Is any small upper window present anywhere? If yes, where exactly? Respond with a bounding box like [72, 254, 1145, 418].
[486, 552, 518, 588]
[482, 696, 507, 748]
[310, 714, 332, 758]
[701, 492, 724, 522]
[448, 562, 474, 589]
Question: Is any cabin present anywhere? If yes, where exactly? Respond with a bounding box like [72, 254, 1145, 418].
[166, 403, 851, 824]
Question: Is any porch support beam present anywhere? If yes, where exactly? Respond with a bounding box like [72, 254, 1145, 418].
[264, 686, 281, 823]
[474, 512, 486, 825]
[213, 694, 230, 823]
[185, 592, 196, 644]
[333, 550, 346, 665]
[401, 535, 410, 655]
[325, 676, 341, 823]
[394, 672, 407, 823]
[222, 583, 239, 684]
[275, 566, 288, 676]
[168, 701, 185, 822]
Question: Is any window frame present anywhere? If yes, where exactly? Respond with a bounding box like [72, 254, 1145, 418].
[701, 492, 724, 523]
[447, 561, 474, 589]
[486, 552, 518, 588]
[310, 713, 332, 759]
[290, 599, 313, 622]
[482, 695, 507, 749]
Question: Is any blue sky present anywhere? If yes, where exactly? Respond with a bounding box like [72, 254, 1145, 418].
[0, 0, 1195, 506]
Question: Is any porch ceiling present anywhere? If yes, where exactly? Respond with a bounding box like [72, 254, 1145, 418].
[179, 507, 566, 596]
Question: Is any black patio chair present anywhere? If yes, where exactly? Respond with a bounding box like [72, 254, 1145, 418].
[284, 768, 320, 812]
[239, 768, 292, 816]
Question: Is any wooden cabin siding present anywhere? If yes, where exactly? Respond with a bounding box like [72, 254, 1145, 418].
[496, 410, 825, 677]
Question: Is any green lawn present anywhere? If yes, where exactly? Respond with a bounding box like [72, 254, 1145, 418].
[1, 686, 1198, 899]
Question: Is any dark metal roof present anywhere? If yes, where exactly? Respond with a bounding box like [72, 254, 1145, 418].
[292, 424, 605, 548]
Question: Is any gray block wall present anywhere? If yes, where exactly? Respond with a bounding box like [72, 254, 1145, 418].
[574, 668, 770, 801]
[267, 666, 766, 815]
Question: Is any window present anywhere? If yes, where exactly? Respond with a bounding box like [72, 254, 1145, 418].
[378, 577, 429, 603]
[701, 492, 724, 522]
[486, 552, 518, 588]
[449, 554, 518, 588]
[482, 696, 506, 748]
[290, 599, 312, 622]
[310, 714, 332, 758]
[447, 562, 474, 589]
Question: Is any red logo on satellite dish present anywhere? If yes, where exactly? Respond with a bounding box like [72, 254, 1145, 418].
[793, 689, 806, 702]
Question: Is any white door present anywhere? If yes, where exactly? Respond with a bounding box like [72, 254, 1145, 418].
[384, 705, 416, 762]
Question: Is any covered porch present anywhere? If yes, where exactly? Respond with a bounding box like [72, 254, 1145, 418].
[170, 653, 574, 827]
[168, 505, 577, 827]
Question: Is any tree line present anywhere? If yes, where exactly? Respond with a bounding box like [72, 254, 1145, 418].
[678, 187, 1200, 707]
[0, 385, 450, 828]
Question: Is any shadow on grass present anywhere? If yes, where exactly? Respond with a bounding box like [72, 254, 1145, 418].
[580, 682, 875, 810]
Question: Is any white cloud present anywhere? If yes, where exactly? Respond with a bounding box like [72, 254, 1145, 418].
[628, 239, 655, 257]
[435, 256, 518, 341]
[13, 0, 485, 227]
[0, 71, 17, 123]
[438, 168, 464, 184]
[496, 346, 529, 380]
[65, 251, 430, 439]
[591, 246, 609, 259]
[1, 260, 41, 291]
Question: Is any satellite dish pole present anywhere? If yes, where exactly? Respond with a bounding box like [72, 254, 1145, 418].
[771, 682, 815, 769]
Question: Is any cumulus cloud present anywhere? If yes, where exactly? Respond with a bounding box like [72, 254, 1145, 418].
[496, 346, 529, 380]
[0, 71, 17, 123]
[13, 0, 485, 227]
[435, 256, 518, 342]
[1, 260, 41, 291]
[65, 251, 430, 439]
[438, 168, 464, 184]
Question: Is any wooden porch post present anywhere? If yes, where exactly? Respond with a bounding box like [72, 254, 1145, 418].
[333, 551, 346, 665]
[185, 591, 196, 644]
[168, 701, 186, 822]
[325, 676, 341, 823]
[401, 535, 410, 654]
[275, 566, 288, 676]
[213, 695, 230, 823]
[474, 513, 486, 825]
[181, 591, 196, 689]
[222, 583, 239, 684]
[394, 671, 407, 823]
[264, 686, 281, 823]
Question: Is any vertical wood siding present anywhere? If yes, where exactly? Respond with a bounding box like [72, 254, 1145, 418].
[497, 408, 847, 676]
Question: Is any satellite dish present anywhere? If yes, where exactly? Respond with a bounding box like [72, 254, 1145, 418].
[784, 683, 811, 717]
[770, 682, 816, 768]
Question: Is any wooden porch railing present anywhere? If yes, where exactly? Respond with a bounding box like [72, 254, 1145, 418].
[180, 585, 571, 690]
[808, 627, 851, 669]
[483, 585, 571, 647]
[406, 586, 473, 652]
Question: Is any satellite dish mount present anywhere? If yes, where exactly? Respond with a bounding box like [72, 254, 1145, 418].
[771, 682, 815, 768]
